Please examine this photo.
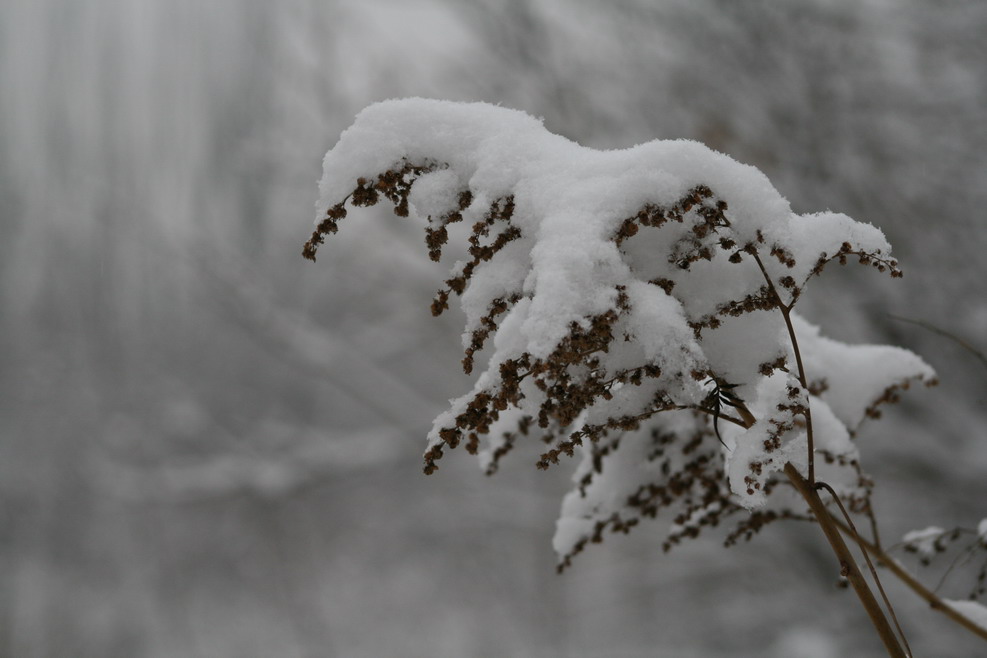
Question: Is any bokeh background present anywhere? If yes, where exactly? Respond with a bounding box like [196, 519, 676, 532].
[3, 1, 986, 656]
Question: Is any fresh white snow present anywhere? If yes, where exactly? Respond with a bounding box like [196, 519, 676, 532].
[944, 599, 987, 632]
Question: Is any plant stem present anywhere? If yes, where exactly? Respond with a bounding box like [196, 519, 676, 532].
[785, 463, 908, 657]
[751, 250, 908, 652]
[751, 251, 815, 482]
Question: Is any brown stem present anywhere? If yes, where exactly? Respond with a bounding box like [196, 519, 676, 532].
[785, 463, 908, 658]
[828, 513, 987, 644]
[751, 251, 815, 482]
[817, 481, 912, 656]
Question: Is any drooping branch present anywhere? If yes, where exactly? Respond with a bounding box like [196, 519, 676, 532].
[304, 99, 947, 649]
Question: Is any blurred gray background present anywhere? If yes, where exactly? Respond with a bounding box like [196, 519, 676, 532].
[2, 1, 986, 656]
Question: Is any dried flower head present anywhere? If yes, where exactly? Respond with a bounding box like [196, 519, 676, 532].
[306, 99, 934, 568]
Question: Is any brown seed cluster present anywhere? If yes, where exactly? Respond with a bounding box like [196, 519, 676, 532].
[770, 245, 797, 268]
[555, 512, 641, 573]
[759, 355, 789, 377]
[483, 418, 531, 477]
[736, 386, 809, 497]
[903, 527, 965, 566]
[431, 196, 521, 320]
[632, 428, 727, 552]
[302, 161, 435, 261]
[556, 418, 807, 570]
[810, 241, 903, 280]
[461, 295, 522, 374]
[862, 376, 937, 421]
[612, 185, 726, 249]
[723, 508, 810, 547]
[689, 285, 777, 338]
[424, 190, 472, 261]
[302, 203, 347, 261]
[424, 287, 678, 475]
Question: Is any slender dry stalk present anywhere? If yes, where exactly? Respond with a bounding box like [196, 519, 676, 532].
[754, 253, 909, 656]
[751, 251, 816, 483]
[785, 464, 907, 657]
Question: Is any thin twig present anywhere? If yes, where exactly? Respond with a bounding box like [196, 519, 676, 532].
[888, 314, 987, 372]
[932, 536, 983, 595]
[752, 251, 815, 482]
[829, 514, 987, 643]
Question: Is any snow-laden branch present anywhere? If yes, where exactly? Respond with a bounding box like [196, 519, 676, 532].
[305, 98, 934, 566]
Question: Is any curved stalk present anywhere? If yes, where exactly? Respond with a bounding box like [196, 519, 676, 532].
[817, 481, 911, 656]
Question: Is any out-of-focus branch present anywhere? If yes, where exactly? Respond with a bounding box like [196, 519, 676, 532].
[889, 315, 987, 373]
[829, 512, 987, 643]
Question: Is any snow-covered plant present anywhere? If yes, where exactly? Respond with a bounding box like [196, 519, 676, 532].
[304, 99, 986, 653]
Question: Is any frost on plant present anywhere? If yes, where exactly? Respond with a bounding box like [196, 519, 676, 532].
[304, 99, 934, 569]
